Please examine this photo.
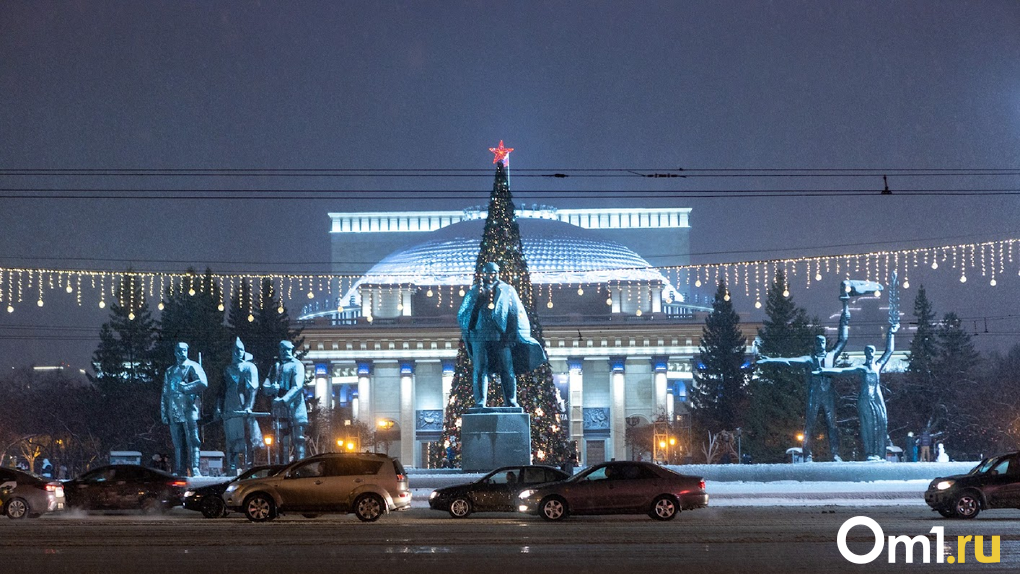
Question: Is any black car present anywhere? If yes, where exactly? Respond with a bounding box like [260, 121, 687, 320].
[183, 465, 283, 518]
[1, 467, 65, 519]
[518, 460, 708, 521]
[925, 451, 1020, 519]
[64, 464, 188, 514]
[429, 465, 570, 518]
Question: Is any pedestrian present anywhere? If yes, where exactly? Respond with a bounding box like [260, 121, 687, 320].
[919, 430, 932, 462]
[904, 432, 916, 462]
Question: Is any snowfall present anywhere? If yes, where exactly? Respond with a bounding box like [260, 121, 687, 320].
[405, 460, 979, 508]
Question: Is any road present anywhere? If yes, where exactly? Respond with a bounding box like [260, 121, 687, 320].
[3, 506, 1019, 574]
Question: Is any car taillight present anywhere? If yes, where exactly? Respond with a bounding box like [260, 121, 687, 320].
[396, 474, 406, 482]
[699, 480, 706, 490]
[171, 480, 188, 488]
[46, 483, 63, 496]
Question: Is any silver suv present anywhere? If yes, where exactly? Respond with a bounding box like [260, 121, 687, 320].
[224, 452, 411, 522]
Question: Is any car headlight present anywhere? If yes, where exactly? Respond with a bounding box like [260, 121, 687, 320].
[936, 480, 955, 490]
[429, 491, 438, 500]
[518, 489, 535, 500]
[184, 490, 195, 498]
[224, 484, 238, 495]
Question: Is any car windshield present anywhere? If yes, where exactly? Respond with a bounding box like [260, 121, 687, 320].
[971, 457, 1000, 475]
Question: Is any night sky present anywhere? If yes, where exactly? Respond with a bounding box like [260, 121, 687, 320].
[1, 1, 1019, 370]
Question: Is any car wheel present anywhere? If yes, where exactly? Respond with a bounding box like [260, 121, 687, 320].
[244, 493, 276, 522]
[201, 496, 226, 519]
[353, 494, 385, 522]
[141, 497, 166, 515]
[953, 492, 981, 519]
[448, 497, 473, 518]
[4, 497, 29, 520]
[539, 496, 568, 521]
[937, 508, 955, 519]
[650, 495, 679, 521]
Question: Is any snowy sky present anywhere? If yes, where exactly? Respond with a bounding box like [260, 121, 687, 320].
[1, 1, 1019, 369]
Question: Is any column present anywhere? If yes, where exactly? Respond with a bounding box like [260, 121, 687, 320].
[610, 357, 626, 461]
[399, 361, 415, 467]
[567, 358, 584, 460]
[441, 361, 455, 415]
[652, 356, 668, 415]
[356, 361, 372, 427]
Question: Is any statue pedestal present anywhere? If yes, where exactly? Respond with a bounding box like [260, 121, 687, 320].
[461, 408, 531, 472]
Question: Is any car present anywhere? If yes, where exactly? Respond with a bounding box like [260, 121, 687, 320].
[924, 451, 1020, 519]
[429, 465, 570, 518]
[517, 460, 708, 521]
[63, 464, 188, 514]
[223, 452, 411, 522]
[0, 467, 65, 519]
[183, 464, 283, 518]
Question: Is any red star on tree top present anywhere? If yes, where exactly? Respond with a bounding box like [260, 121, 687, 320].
[489, 140, 514, 165]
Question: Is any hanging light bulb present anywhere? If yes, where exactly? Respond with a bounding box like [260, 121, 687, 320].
[397, 302, 404, 311]
[279, 305, 285, 314]
[247, 314, 255, 322]
[695, 279, 702, 288]
[66, 284, 73, 293]
[903, 279, 910, 289]
[188, 288, 196, 296]
[6, 305, 12, 313]
[991, 278, 997, 286]
[36, 299, 43, 307]
[336, 304, 343, 313]
[426, 288, 434, 297]
[815, 273, 822, 281]
[844, 283, 852, 293]
[606, 297, 613, 306]
[99, 300, 105, 309]
[754, 300, 762, 309]
[635, 309, 642, 316]
[128, 312, 135, 320]
[577, 286, 584, 296]
[217, 303, 225, 311]
[367, 315, 374, 323]
[546, 300, 553, 309]
[158, 302, 165, 311]
[307, 291, 314, 299]
[931, 261, 938, 270]
[458, 288, 465, 297]
[960, 274, 967, 283]
[874, 290, 881, 297]
[783, 289, 790, 298]
[488, 302, 495, 310]
[724, 293, 730, 302]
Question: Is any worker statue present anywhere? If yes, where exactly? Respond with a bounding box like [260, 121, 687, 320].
[262, 340, 307, 463]
[457, 261, 546, 409]
[161, 342, 208, 476]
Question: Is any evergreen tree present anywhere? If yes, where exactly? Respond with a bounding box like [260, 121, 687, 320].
[898, 286, 942, 433]
[932, 312, 981, 450]
[691, 280, 748, 432]
[435, 159, 570, 467]
[86, 273, 161, 454]
[746, 270, 823, 463]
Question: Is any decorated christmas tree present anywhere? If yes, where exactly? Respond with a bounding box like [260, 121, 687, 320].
[433, 142, 572, 468]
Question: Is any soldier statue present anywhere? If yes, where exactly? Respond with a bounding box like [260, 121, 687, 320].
[262, 340, 307, 463]
[218, 338, 264, 474]
[161, 342, 208, 476]
[457, 261, 546, 408]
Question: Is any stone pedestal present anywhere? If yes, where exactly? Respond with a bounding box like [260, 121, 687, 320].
[461, 408, 531, 472]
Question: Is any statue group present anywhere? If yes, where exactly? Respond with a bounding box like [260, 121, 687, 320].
[758, 273, 900, 462]
[159, 339, 307, 476]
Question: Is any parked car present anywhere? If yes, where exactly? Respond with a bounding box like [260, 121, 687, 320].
[925, 451, 1020, 519]
[224, 452, 411, 522]
[183, 464, 283, 518]
[429, 465, 569, 518]
[0, 467, 65, 519]
[63, 465, 188, 514]
[517, 460, 708, 521]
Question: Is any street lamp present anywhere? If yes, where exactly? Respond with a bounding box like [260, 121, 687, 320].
[264, 435, 274, 465]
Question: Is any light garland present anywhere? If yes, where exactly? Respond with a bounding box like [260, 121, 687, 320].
[2, 238, 1018, 314]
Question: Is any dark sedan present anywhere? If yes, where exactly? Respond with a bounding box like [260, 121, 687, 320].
[925, 451, 1020, 519]
[183, 465, 283, 518]
[1, 467, 65, 519]
[429, 465, 570, 518]
[517, 460, 708, 521]
[64, 464, 188, 514]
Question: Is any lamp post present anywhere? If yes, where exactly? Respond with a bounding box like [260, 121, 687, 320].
[264, 435, 274, 465]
